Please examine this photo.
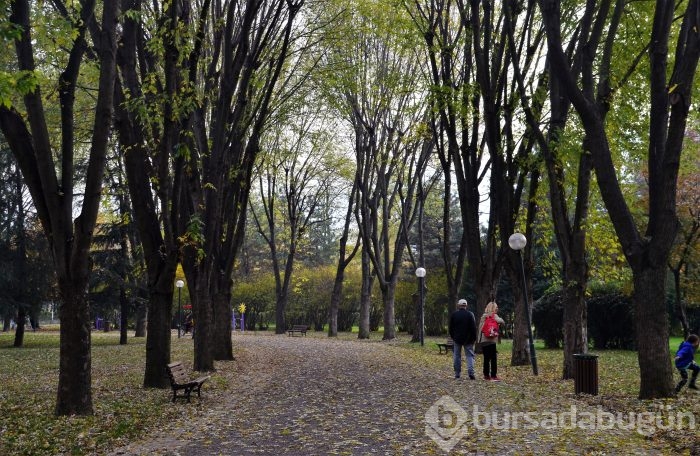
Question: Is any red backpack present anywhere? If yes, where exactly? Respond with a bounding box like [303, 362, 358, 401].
[481, 315, 499, 338]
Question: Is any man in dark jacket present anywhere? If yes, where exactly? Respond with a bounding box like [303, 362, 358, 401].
[449, 299, 477, 379]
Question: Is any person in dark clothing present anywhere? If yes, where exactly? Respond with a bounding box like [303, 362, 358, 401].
[449, 299, 477, 379]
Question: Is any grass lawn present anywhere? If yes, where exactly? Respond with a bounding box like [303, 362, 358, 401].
[0, 329, 698, 455]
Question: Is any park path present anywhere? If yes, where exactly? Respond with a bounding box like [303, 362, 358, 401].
[109, 333, 672, 455]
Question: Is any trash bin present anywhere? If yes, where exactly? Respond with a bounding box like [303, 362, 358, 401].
[573, 353, 598, 395]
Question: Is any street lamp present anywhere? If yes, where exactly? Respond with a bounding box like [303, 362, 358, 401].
[176, 279, 184, 338]
[415, 267, 426, 347]
[508, 233, 538, 375]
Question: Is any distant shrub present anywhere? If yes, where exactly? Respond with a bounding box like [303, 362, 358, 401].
[395, 272, 449, 337]
[587, 292, 636, 349]
[683, 306, 700, 335]
[532, 290, 563, 349]
[532, 287, 636, 350]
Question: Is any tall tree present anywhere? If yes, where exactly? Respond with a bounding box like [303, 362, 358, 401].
[114, 0, 190, 387]
[406, 0, 476, 318]
[324, 0, 433, 340]
[328, 178, 361, 337]
[0, 0, 119, 415]
[250, 108, 339, 334]
[459, 0, 543, 365]
[539, 0, 700, 398]
[408, 2, 544, 367]
[178, 0, 305, 369]
[509, 0, 615, 378]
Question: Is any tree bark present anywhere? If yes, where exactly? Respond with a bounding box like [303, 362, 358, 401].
[192, 287, 214, 371]
[381, 279, 397, 340]
[212, 286, 233, 361]
[634, 266, 675, 397]
[55, 280, 93, 415]
[143, 289, 174, 388]
[13, 308, 26, 348]
[562, 246, 588, 378]
[507, 262, 529, 366]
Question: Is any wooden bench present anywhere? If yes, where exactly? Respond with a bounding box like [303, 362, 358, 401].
[437, 338, 454, 354]
[166, 362, 210, 403]
[287, 324, 308, 336]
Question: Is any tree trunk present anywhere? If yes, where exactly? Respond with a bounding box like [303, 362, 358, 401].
[212, 288, 233, 360]
[474, 279, 495, 322]
[672, 268, 690, 338]
[275, 292, 288, 335]
[134, 293, 147, 338]
[561, 274, 588, 379]
[382, 281, 397, 340]
[13, 307, 26, 348]
[119, 286, 128, 345]
[55, 281, 93, 416]
[328, 269, 343, 337]
[634, 266, 675, 398]
[508, 261, 530, 366]
[358, 250, 372, 339]
[193, 288, 215, 372]
[143, 290, 173, 388]
[411, 293, 420, 342]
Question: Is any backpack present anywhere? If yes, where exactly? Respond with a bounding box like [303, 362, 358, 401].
[481, 315, 499, 338]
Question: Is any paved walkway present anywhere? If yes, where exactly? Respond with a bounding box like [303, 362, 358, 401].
[110, 333, 673, 455]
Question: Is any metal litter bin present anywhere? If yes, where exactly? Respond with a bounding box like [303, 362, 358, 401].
[574, 353, 598, 395]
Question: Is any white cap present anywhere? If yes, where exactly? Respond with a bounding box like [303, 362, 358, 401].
[457, 299, 468, 307]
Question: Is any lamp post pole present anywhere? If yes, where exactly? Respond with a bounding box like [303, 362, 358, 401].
[508, 233, 538, 375]
[415, 267, 426, 347]
[176, 280, 184, 338]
